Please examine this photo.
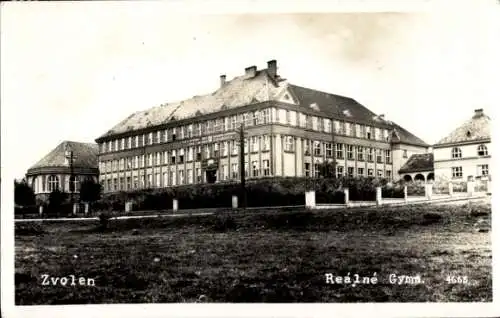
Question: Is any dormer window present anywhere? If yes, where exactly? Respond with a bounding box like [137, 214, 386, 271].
[466, 131, 472, 138]
[310, 103, 320, 111]
[343, 109, 352, 117]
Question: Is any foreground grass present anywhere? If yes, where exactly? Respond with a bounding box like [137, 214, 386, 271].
[15, 200, 492, 304]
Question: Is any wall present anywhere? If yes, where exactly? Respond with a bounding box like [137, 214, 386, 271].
[434, 141, 491, 181]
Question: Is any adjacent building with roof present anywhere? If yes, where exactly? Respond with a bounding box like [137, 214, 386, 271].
[95, 60, 428, 193]
[398, 153, 434, 182]
[25, 141, 99, 201]
[433, 109, 491, 182]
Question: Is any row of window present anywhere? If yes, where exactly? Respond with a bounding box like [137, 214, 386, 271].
[102, 160, 272, 191]
[304, 163, 391, 179]
[100, 140, 392, 174]
[451, 165, 489, 178]
[451, 144, 489, 159]
[99, 108, 391, 153]
[35, 175, 82, 193]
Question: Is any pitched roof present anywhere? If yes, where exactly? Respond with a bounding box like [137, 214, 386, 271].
[97, 61, 427, 147]
[27, 141, 98, 171]
[390, 123, 429, 147]
[434, 109, 491, 146]
[398, 153, 434, 173]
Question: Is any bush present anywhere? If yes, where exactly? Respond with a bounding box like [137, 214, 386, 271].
[95, 177, 397, 211]
[98, 213, 111, 230]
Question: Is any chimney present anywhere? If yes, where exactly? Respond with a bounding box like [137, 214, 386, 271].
[473, 108, 484, 118]
[379, 114, 385, 120]
[220, 74, 226, 87]
[267, 59, 277, 78]
[244, 66, 257, 78]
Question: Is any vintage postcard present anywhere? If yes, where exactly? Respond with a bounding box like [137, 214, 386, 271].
[1, 0, 498, 317]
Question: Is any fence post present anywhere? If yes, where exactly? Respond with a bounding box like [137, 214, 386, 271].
[376, 186, 382, 206]
[72, 203, 78, 216]
[448, 182, 454, 197]
[467, 181, 475, 197]
[305, 191, 316, 209]
[344, 188, 349, 205]
[232, 195, 238, 209]
[404, 186, 408, 204]
[84, 203, 90, 216]
[39, 205, 43, 217]
[125, 201, 132, 213]
[487, 180, 492, 194]
[425, 183, 432, 201]
[173, 199, 178, 212]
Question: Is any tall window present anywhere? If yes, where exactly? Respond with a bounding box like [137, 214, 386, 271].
[346, 145, 354, 160]
[299, 113, 306, 128]
[385, 150, 391, 164]
[304, 141, 311, 155]
[251, 136, 259, 152]
[314, 162, 321, 178]
[147, 154, 153, 167]
[179, 149, 185, 164]
[196, 168, 202, 183]
[314, 141, 322, 156]
[385, 170, 391, 178]
[452, 166, 463, 178]
[262, 135, 270, 151]
[171, 150, 176, 164]
[187, 169, 193, 184]
[222, 165, 228, 180]
[252, 161, 259, 177]
[357, 167, 364, 176]
[326, 143, 333, 157]
[336, 166, 344, 178]
[403, 150, 408, 159]
[284, 136, 294, 152]
[286, 110, 291, 125]
[377, 169, 383, 177]
[478, 144, 488, 156]
[179, 170, 185, 185]
[336, 143, 344, 159]
[347, 167, 354, 177]
[231, 163, 238, 179]
[221, 142, 227, 157]
[231, 141, 238, 156]
[368, 169, 374, 177]
[304, 163, 311, 177]
[263, 160, 270, 176]
[367, 148, 374, 162]
[127, 177, 132, 189]
[324, 119, 332, 133]
[451, 147, 462, 159]
[69, 176, 79, 192]
[262, 109, 271, 124]
[156, 152, 161, 165]
[357, 146, 364, 161]
[376, 149, 383, 163]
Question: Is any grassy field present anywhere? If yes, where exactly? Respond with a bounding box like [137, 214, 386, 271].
[15, 200, 492, 304]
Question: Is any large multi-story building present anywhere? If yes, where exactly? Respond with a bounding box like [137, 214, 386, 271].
[433, 109, 491, 182]
[25, 141, 99, 201]
[95, 60, 428, 193]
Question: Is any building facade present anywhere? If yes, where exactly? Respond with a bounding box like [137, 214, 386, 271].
[95, 60, 428, 193]
[433, 109, 491, 182]
[25, 141, 99, 201]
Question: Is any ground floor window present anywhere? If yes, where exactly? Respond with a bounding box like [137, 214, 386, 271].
[263, 160, 270, 176]
[368, 169, 374, 177]
[304, 163, 310, 177]
[336, 166, 343, 178]
[357, 167, 364, 176]
[48, 175, 59, 192]
[347, 167, 354, 177]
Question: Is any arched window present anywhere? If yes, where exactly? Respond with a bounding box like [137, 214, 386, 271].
[451, 147, 462, 159]
[478, 144, 488, 156]
[47, 175, 59, 192]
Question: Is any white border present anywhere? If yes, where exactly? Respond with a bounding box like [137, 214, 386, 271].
[2, 0, 499, 317]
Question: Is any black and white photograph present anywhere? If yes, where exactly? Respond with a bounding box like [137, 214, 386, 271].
[1, 1, 499, 317]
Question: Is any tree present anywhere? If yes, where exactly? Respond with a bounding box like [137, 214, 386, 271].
[14, 179, 35, 207]
[317, 161, 336, 178]
[48, 189, 68, 213]
[79, 178, 102, 211]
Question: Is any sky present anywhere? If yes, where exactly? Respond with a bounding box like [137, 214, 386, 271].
[1, 0, 499, 180]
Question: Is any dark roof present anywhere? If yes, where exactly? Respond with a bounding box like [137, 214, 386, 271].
[390, 123, 429, 147]
[27, 141, 98, 172]
[398, 153, 434, 173]
[97, 61, 428, 147]
[434, 110, 490, 146]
